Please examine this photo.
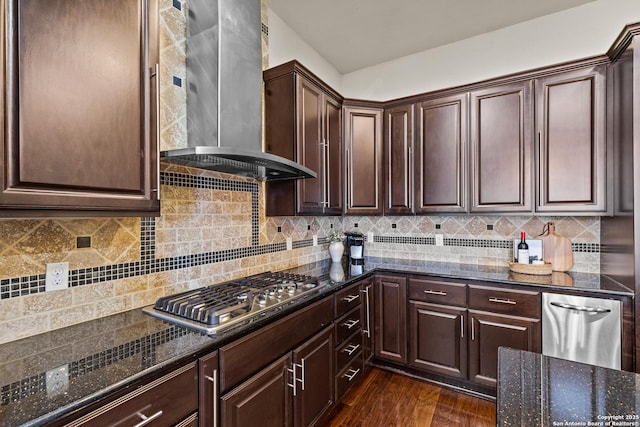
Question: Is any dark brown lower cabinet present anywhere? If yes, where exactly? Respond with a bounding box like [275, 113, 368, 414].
[374, 274, 407, 364]
[199, 351, 219, 426]
[409, 301, 467, 380]
[293, 326, 335, 427]
[468, 310, 540, 388]
[221, 355, 293, 427]
[359, 277, 375, 363]
[220, 326, 334, 427]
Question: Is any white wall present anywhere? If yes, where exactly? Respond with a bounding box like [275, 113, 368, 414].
[268, 0, 640, 101]
[266, 8, 343, 91]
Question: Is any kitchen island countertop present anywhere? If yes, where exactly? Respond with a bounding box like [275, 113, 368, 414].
[0, 257, 633, 426]
[498, 347, 640, 426]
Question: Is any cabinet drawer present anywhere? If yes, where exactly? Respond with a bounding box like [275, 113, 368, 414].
[335, 332, 362, 373]
[336, 353, 364, 401]
[408, 277, 467, 306]
[65, 363, 198, 427]
[468, 285, 540, 318]
[220, 296, 333, 392]
[335, 306, 362, 344]
[335, 282, 362, 317]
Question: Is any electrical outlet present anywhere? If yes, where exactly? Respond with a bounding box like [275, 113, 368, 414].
[435, 234, 444, 246]
[45, 262, 69, 292]
[46, 364, 69, 397]
[312, 235, 318, 246]
[367, 232, 374, 243]
[286, 237, 292, 251]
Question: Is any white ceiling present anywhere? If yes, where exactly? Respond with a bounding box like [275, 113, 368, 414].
[268, 0, 596, 74]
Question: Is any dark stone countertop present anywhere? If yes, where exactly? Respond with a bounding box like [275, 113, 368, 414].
[497, 347, 640, 426]
[0, 257, 633, 426]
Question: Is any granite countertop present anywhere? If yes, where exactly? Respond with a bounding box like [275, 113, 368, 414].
[497, 347, 640, 426]
[0, 257, 633, 426]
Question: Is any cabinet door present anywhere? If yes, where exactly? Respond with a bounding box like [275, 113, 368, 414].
[374, 274, 407, 364]
[468, 311, 540, 388]
[344, 106, 383, 215]
[409, 301, 467, 380]
[535, 66, 607, 213]
[324, 95, 343, 214]
[220, 355, 293, 427]
[1, 0, 159, 216]
[470, 81, 533, 212]
[360, 277, 375, 363]
[384, 104, 414, 214]
[296, 77, 325, 214]
[293, 326, 334, 427]
[199, 351, 219, 427]
[414, 94, 467, 213]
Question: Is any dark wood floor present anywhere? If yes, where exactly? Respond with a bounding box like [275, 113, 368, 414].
[328, 368, 497, 427]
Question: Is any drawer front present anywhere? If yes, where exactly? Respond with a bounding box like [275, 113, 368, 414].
[335, 306, 362, 344]
[468, 285, 540, 318]
[336, 354, 364, 401]
[66, 363, 198, 427]
[408, 277, 467, 306]
[335, 282, 362, 317]
[335, 332, 362, 372]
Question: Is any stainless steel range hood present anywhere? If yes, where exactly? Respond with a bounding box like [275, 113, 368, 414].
[161, 0, 315, 181]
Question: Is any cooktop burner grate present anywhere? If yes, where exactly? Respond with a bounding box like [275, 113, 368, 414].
[144, 271, 324, 334]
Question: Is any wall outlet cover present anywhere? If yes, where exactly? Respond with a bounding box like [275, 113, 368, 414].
[45, 262, 69, 292]
[286, 237, 292, 251]
[312, 235, 318, 246]
[435, 234, 444, 246]
[46, 364, 69, 397]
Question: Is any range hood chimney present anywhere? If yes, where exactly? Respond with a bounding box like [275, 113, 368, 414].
[161, 0, 316, 181]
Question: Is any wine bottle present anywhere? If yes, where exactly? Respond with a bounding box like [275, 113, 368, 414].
[517, 231, 529, 264]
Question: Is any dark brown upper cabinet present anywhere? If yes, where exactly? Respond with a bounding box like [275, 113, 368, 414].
[1, 0, 160, 217]
[414, 94, 468, 213]
[470, 81, 533, 213]
[343, 103, 383, 215]
[535, 65, 607, 214]
[383, 104, 414, 214]
[264, 61, 343, 216]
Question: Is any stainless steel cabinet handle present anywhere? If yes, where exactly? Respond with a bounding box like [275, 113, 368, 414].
[299, 359, 306, 391]
[460, 314, 464, 339]
[322, 137, 328, 208]
[343, 343, 360, 356]
[360, 286, 371, 338]
[287, 364, 297, 396]
[471, 317, 475, 341]
[205, 370, 218, 427]
[424, 289, 447, 296]
[343, 368, 360, 382]
[342, 294, 360, 303]
[489, 297, 516, 305]
[153, 63, 160, 201]
[133, 410, 163, 427]
[550, 301, 612, 313]
[342, 319, 360, 329]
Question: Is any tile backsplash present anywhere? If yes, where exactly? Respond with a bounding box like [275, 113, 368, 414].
[0, 0, 600, 345]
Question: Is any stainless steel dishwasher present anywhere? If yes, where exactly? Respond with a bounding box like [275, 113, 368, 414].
[542, 293, 621, 369]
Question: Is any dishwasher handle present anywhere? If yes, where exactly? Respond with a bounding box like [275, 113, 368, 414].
[549, 301, 611, 314]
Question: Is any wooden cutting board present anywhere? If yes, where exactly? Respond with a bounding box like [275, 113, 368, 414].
[539, 222, 573, 272]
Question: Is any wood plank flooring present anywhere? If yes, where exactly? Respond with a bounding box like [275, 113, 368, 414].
[328, 368, 497, 427]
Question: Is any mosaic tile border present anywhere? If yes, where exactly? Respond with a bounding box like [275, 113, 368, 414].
[0, 172, 601, 301]
[374, 236, 600, 253]
[0, 326, 191, 407]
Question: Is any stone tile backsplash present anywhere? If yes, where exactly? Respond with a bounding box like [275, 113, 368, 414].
[0, 0, 601, 345]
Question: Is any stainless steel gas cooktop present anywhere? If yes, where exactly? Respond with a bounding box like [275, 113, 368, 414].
[143, 271, 326, 334]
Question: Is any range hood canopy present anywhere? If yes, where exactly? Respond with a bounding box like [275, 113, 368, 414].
[160, 0, 315, 181]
